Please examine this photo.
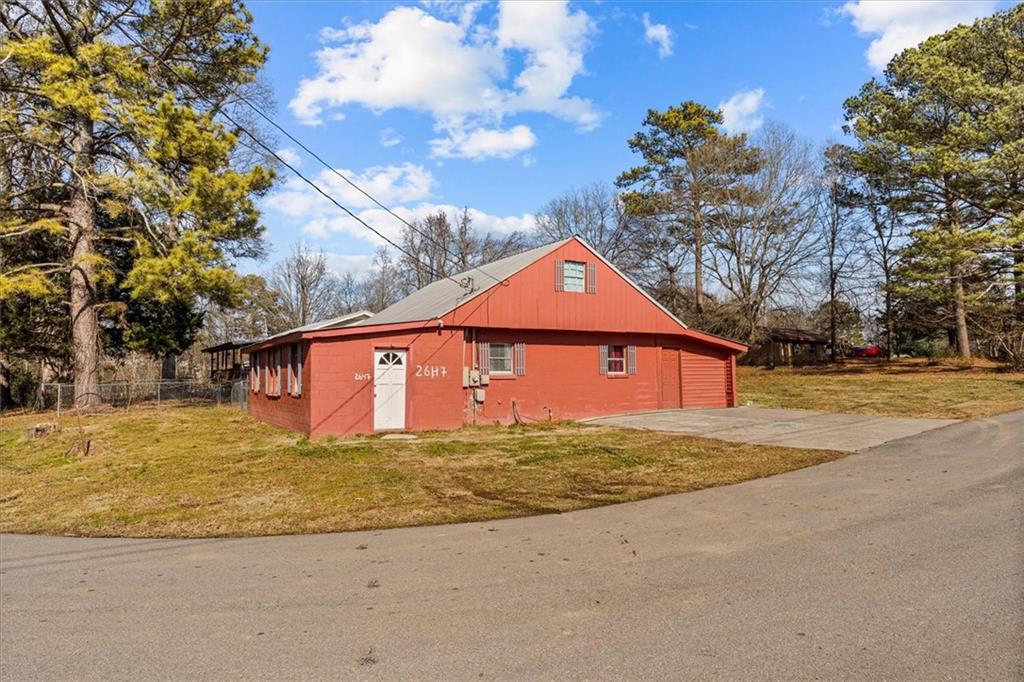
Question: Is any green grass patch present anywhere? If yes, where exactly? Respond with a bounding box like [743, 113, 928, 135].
[738, 359, 1024, 419]
[0, 405, 842, 538]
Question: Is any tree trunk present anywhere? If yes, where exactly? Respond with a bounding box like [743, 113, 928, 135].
[829, 271, 838, 363]
[69, 115, 101, 407]
[950, 262, 971, 359]
[161, 354, 176, 381]
[1014, 246, 1024, 323]
[693, 217, 704, 316]
[884, 286, 894, 360]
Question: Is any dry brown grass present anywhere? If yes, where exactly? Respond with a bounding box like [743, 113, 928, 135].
[0, 405, 841, 538]
[738, 358, 1024, 419]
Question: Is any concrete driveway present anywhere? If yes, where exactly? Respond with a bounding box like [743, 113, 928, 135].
[1, 411, 1021, 680]
[585, 406, 959, 451]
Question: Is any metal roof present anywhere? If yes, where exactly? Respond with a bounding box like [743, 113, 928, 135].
[766, 327, 829, 343]
[352, 239, 570, 327]
[263, 310, 375, 343]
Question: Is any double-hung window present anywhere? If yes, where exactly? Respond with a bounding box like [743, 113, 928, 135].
[607, 345, 626, 374]
[599, 344, 637, 375]
[488, 342, 514, 374]
[562, 260, 585, 292]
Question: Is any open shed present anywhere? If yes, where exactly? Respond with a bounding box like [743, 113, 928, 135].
[749, 328, 830, 368]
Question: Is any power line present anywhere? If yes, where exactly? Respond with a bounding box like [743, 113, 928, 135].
[88, 0, 502, 287]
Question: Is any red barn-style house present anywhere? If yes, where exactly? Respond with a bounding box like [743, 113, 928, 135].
[245, 237, 746, 437]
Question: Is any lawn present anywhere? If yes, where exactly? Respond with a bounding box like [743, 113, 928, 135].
[0, 405, 840, 538]
[738, 359, 1024, 419]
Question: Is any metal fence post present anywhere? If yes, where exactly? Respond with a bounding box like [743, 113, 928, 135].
[157, 381, 161, 408]
[56, 383, 61, 418]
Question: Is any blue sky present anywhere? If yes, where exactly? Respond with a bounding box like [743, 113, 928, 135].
[244, 0, 1003, 277]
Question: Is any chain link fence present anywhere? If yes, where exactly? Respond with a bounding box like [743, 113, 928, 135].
[36, 380, 246, 416]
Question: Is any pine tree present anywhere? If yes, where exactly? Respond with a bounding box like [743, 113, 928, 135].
[616, 101, 759, 321]
[1, 0, 275, 404]
[844, 4, 1023, 359]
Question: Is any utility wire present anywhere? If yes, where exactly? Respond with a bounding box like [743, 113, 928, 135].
[90, 0, 502, 287]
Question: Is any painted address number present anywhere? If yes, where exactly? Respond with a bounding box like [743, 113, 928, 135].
[415, 364, 447, 378]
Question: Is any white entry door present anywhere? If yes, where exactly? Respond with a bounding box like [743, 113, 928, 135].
[373, 349, 407, 430]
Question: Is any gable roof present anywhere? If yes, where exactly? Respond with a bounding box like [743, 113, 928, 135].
[354, 236, 693, 332]
[351, 239, 569, 327]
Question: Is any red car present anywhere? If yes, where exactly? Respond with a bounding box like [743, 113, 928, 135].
[851, 344, 886, 358]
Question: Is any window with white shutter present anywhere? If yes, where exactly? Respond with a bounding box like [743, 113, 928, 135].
[554, 260, 565, 292]
[295, 344, 303, 396]
[586, 262, 597, 293]
[627, 345, 637, 375]
[598, 344, 608, 375]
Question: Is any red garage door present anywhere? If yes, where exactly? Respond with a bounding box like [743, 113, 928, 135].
[681, 345, 730, 409]
[660, 348, 681, 409]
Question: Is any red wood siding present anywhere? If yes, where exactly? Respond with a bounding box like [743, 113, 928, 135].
[680, 341, 731, 409]
[472, 330, 661, 424]
[445, 240, 688, 335]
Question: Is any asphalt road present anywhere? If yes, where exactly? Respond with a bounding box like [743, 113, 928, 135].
[2, 411, 1022, 681]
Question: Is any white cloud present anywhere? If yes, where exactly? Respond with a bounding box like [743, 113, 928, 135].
[275, 147, 302, 167]
[265, 163, 435, 218]
[322, 252, 375, 279]
[301, 203, 536, 245]
[642, 13, 674, 58]
[289, 1, 600, 160]
[263, 163, 534, 245]
[840, 0, 996, 72]
[379, 128, 403, 147]
[429, 124, 537, 161]
[719, 88, 765, 135]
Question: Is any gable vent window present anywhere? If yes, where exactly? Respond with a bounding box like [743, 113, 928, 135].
[559, 260, 585, 292]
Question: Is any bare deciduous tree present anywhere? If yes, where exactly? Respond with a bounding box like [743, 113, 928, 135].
[535, 184, 639, 270]
[705, 124, 822, 342]
[266, 243, 348, 328]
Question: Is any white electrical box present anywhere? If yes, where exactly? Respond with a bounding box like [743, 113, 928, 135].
[473, 388, 485, 403]
[480, 373, 489, 386]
